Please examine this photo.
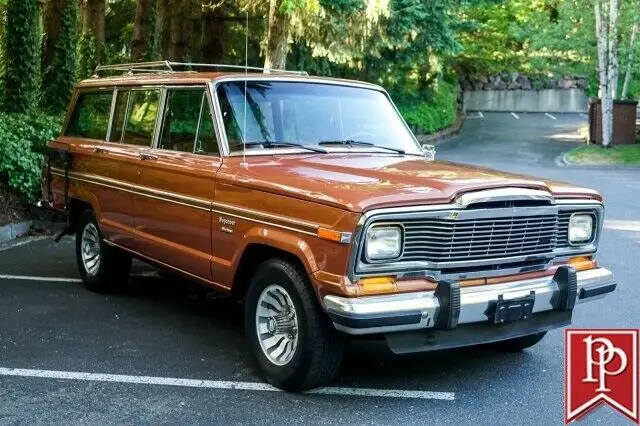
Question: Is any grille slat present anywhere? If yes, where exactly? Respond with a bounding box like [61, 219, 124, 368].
[399, 214, 559, 263]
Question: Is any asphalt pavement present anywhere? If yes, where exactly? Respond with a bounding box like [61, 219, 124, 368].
[1, 112, 638, 425]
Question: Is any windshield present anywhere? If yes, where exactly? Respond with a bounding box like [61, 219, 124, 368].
[216, 81, 421, 155]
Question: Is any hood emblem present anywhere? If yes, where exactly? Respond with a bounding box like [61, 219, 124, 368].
[449, 211, 460, 220]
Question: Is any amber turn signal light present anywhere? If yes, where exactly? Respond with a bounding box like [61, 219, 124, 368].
[568, 256, 596, 271]
[356, 276, 397, 295]
[317, 227, 352, 243]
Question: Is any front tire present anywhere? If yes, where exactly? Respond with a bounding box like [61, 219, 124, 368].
[491, 332, 547, 352]
[245, 259, 344, 391]
[76, 211, 132, 293]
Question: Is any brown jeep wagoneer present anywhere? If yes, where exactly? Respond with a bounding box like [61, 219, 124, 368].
[41, 61, 616, 390]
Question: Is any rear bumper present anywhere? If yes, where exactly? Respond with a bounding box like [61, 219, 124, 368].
[323, 267, 616, 338]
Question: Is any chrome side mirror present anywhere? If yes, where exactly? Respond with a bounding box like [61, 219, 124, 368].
[421, 144, 436, 161]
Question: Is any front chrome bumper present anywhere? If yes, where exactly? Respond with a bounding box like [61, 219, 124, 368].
[323, 267, 616, 336]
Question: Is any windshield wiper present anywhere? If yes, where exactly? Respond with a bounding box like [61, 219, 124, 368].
[242, 141, 328, 153]
[318, 140, 405, 155]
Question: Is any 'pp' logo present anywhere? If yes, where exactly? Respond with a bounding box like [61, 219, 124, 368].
[565, 329, 639, 423]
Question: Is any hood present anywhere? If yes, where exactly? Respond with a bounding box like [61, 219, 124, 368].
[219, 154, 601, 212]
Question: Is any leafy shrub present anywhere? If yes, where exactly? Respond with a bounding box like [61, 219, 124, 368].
[395, 81, 457, 135]
[0, 113, 63, 202]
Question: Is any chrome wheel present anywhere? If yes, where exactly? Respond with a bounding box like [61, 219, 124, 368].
[81, 223, 101, 276]
[255, 284, 299, 366]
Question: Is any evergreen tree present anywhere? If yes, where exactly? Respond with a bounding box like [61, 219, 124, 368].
[3, 0, 39, 113]
[41, 0, 78, 113]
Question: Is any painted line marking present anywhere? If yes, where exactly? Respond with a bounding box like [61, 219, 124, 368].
[511, 112, 520, 119]
[545, 113, 557, 120]
[0, 236, 48, 252]
[0, 274, 82, 283]
[604, 220, 640, 232]
[478, 111, 484, 118]
[0, 272, 161, 283]
[0, 367, 455, 400]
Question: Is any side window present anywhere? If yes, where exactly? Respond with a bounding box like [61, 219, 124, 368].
[122, 90, 160, 147]
[159, 88, 219, 155]
[109, 90, 129, 142]
[65, 91, 113, 140]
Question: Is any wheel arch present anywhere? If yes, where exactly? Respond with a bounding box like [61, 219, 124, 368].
[231, 242, 314, 301]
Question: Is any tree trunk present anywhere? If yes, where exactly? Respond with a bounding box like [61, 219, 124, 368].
[41, 0, 77, 112]
[131, 0, 154, 62]
[608, 0, 619, 100]
[3, 0, 39, 113]
[167, 0, 187, 60]
[189, 1, 202, 62]
[156, 0, 170, 59]
[81, 0, 105, 62]
[622, 20, 638, 99]
[42, 0, 65, 72]
[596, 0, 613, 147]
[163, 0, 198, 61]
[201, 5, 225, 64]
[264, 0, 290, 70]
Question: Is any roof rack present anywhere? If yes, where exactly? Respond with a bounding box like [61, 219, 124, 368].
[93, 60, 308, 77]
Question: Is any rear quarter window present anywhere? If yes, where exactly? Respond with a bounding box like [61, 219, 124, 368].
[64, 91, 114, 140]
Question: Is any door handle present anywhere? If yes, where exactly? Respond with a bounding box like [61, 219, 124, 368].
[139, 152, 158, 161]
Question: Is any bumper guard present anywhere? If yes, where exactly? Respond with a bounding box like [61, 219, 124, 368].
[323, 267, 616, 336]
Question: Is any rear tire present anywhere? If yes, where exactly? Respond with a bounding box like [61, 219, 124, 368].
[245, 258, 344, 391]
[491, 332, 547, 352]
[76, 210, 132, 293]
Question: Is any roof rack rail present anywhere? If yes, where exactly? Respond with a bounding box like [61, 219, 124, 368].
[93, 60, 308, 77]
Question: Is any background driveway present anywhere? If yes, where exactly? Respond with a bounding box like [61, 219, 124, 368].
[1, 113, 638, 425]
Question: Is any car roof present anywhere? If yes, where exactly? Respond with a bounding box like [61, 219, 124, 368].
[76, 72, 384, 91]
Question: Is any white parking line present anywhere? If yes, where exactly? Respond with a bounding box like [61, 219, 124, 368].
[545, 113, 557, 120]
[604, 220, 640, 232]
[0, 274, 82, 283]
[478, 111, 484, 118]
[0, 236, 48, 252]
[510, 112, 520, 119]
[0, 367, 455, 400]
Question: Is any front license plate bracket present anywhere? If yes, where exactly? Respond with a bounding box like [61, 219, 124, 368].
[485, 291, 535, 324]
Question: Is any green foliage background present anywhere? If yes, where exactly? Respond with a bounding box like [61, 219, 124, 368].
[0, 0, 640, 202]
[3, 0, 39, 113]
[0, 113, 62, 202]
[41, 0, 78, 112]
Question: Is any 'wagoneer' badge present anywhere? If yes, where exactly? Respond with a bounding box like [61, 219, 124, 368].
[219, 216, 236, 234]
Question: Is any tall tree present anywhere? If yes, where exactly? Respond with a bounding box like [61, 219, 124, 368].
[131, 0, 154, 61]
[621, 8, 639, 99]
[80, 0, 105, 60]
[41, 0, 78, 112]
[157, 0, 199, 61]
[595, 0, 620, 147]
[264, 0, 290, 69]
[200, 1, 225, 63]
[3, 0, 39, 113]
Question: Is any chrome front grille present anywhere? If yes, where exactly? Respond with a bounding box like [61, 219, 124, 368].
[556, 211, 572, 249]
[401, 215, 558, 263]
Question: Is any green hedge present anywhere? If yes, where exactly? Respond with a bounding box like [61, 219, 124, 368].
[396, 82, 457, 135]
[0, 113, 63, 202]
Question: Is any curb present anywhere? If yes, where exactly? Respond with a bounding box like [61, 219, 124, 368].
[0, 221, 32, 244]
[0, 220, 66, 245]
[559, 152, 640, 169]
[415, 114, 466, 146]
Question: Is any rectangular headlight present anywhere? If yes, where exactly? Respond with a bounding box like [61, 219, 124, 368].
[569, 214, 594, 243]
[366, 226, 402, 261]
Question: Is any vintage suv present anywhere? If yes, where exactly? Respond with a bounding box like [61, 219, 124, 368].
[41, 61, 616, 391]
